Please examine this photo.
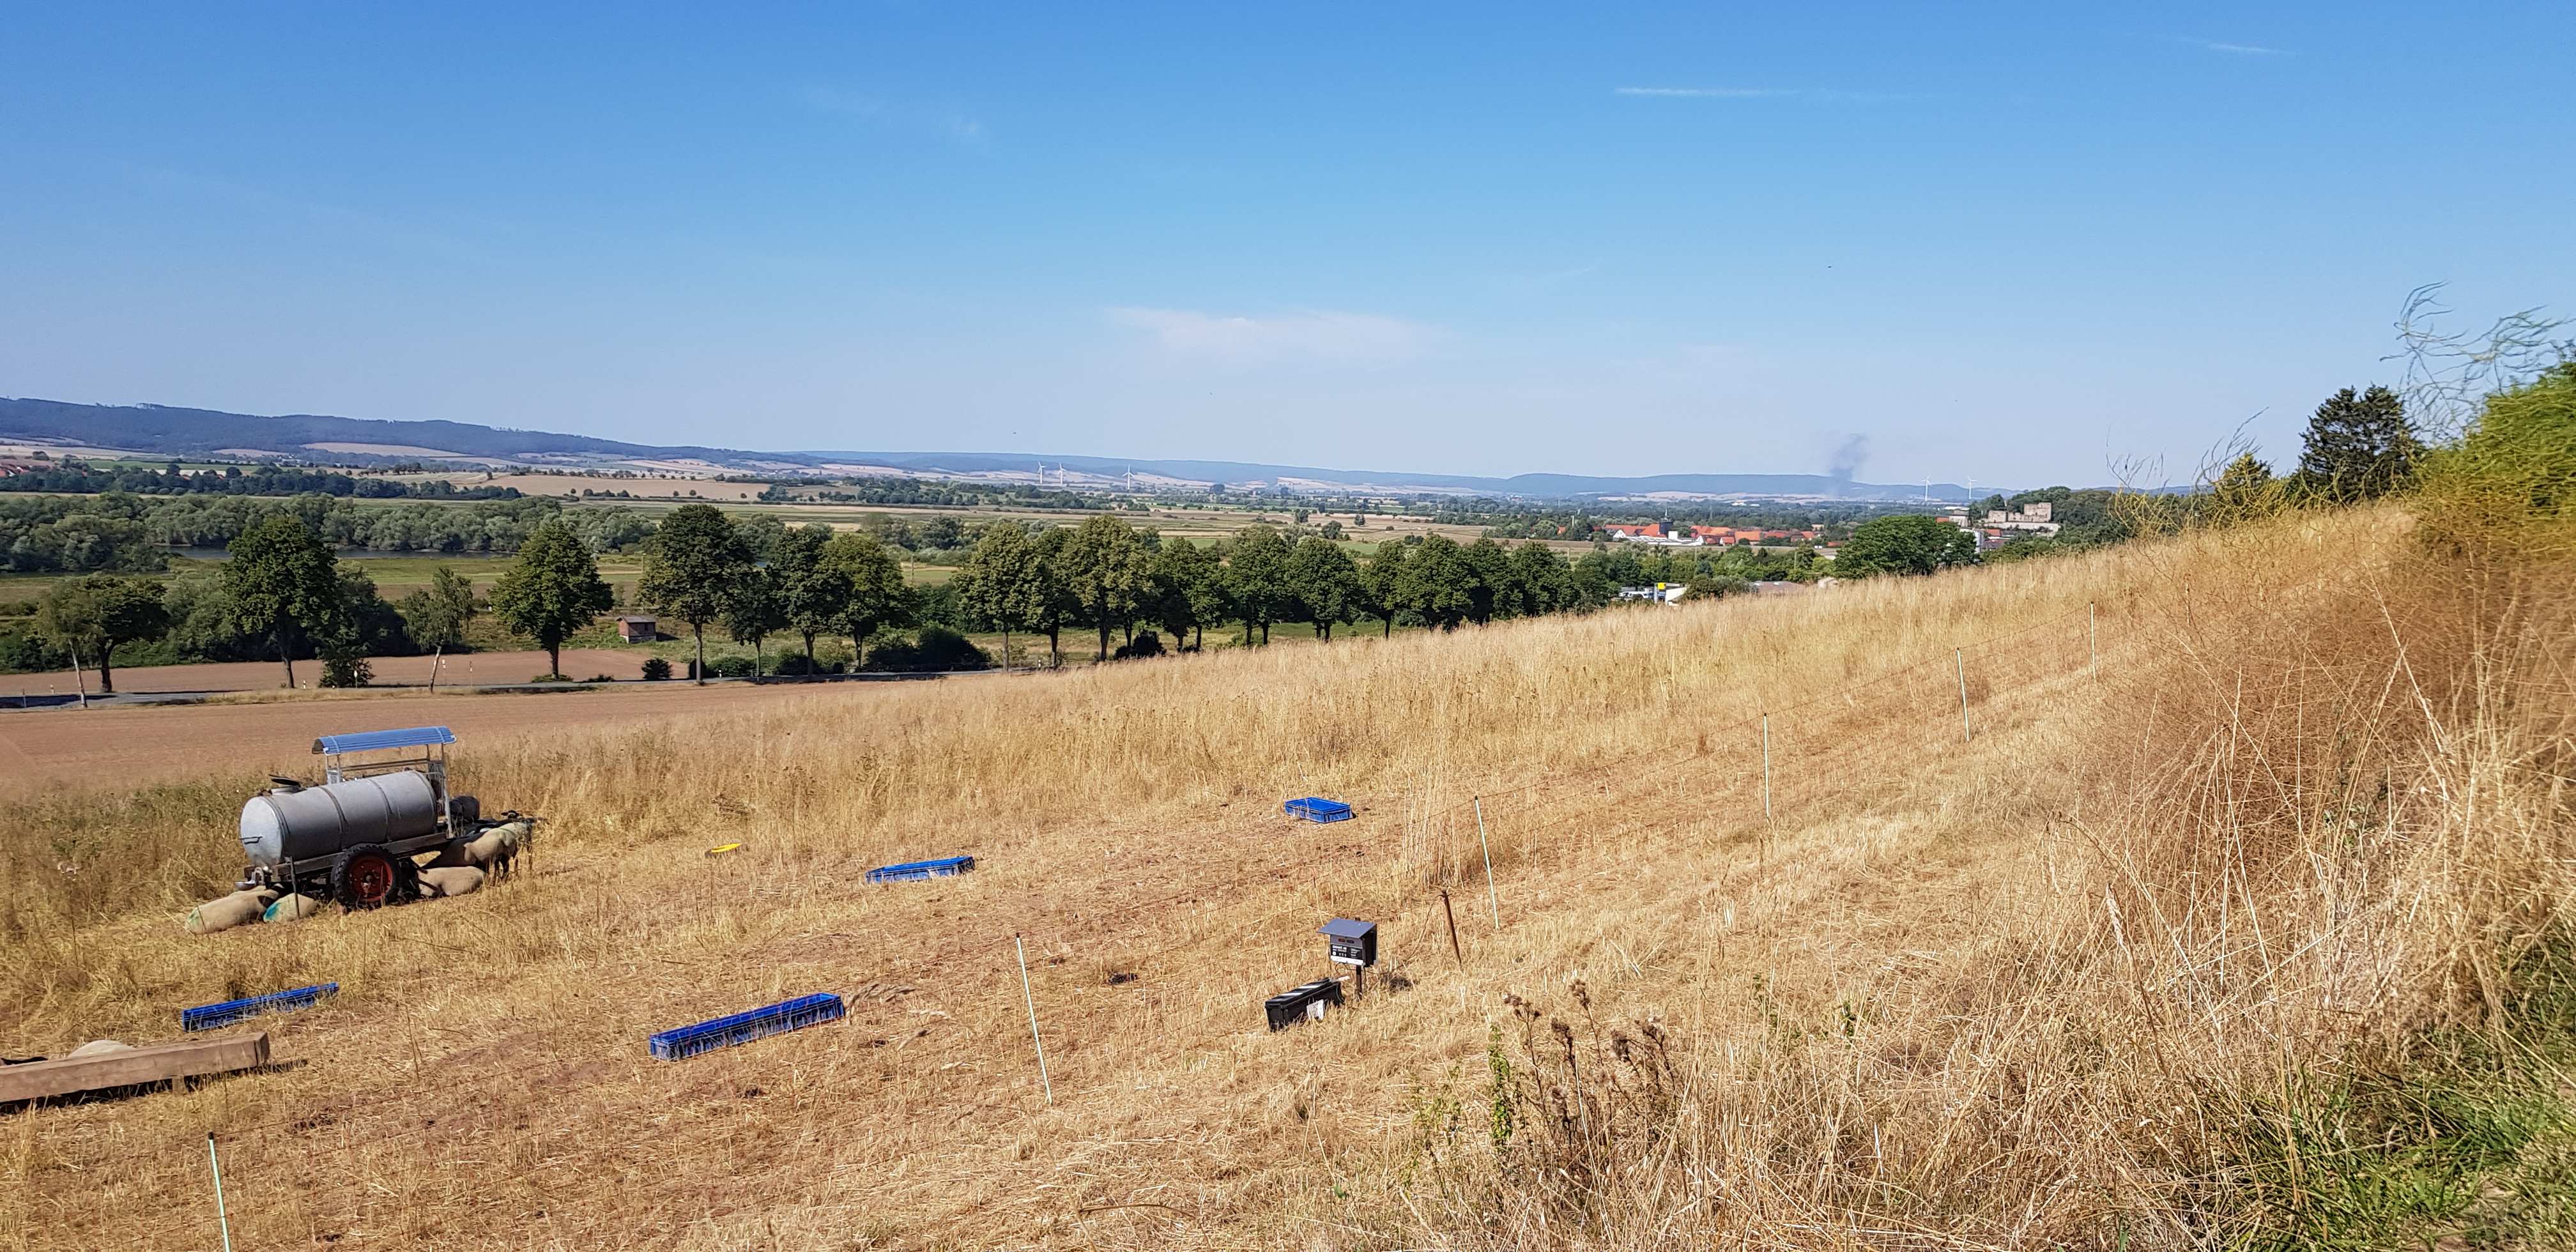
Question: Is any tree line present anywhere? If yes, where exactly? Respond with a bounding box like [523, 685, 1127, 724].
[0, 493, 654, 574]
[0, 459, 519, 500]
[944, 515, 1637, 663]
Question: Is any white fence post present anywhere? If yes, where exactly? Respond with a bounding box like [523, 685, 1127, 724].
[1015, 935, 1053, 1104]
[1760, 714, 1773, 825]
[1473, 797, 1501, 929]
[1956, 648, 1972, 743]
[207, 1134, 234, 1252]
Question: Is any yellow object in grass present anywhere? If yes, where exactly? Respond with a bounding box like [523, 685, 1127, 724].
[705, 843, 743, 857]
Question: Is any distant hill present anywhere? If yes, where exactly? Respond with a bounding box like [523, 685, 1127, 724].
[0, 397, 736, 462]
[0, 396, 1984, 501]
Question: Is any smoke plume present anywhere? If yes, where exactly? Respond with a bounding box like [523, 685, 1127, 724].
[1827, 434, 1871, 490]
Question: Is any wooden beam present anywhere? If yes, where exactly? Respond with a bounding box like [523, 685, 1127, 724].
[0, 1032, 270, 1105]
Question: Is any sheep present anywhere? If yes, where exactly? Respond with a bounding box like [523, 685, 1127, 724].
[417, 866, 486, 898]
[263, 893, 326, 922]
[427, 818, 533, 879]
[184, 889, 277, 935]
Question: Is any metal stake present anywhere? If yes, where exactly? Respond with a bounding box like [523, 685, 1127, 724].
[1956, 648, 1972, 743]
[1473, 797, 1501, 929]
[1441, 888, 1465, 969]
[207, 1134, 234, 1252]
[2089, 602, 2099, 678]
[1760, 714, 1773, 824]
[1014, 934, 1053, 1104]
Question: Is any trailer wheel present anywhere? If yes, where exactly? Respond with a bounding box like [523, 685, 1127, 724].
[334, 844, 402, 909]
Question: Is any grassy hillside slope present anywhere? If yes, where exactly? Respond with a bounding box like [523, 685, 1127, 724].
[3, 505, 2570, 1250]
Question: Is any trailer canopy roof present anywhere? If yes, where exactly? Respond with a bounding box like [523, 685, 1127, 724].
[312, 726, 457, 755]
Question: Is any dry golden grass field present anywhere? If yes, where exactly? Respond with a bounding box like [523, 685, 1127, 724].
[3, 506, 2570, 1250]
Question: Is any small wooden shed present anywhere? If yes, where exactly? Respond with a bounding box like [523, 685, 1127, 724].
[616, 616, 658, 643]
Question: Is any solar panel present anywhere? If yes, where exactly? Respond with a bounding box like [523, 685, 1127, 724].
[312, 726, 458, 755]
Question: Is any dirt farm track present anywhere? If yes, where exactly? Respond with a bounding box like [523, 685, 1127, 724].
[0, 682, 863, 797]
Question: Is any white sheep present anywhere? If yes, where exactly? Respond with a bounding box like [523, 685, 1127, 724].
[263, 893, 326, 922]
[431, 819, 533, 880]
[417, 866, 486, 898]
[184, 888, 277, 935]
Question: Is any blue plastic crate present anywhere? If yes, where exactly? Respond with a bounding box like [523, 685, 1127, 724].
[649, 993, 845, 1061]
[864, 855, 974, 884]
[181, 982, 339, 1032]
[1284, 797, 1353, 823]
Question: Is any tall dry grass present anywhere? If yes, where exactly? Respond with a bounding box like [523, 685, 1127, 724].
[1391, 508, 2576, 1249]
[2, 503, 2568, 1250]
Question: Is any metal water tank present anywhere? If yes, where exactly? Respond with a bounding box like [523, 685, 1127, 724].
[239, 771, 441, 867]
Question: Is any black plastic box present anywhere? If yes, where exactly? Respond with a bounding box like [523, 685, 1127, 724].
[1264, 977, 1344, 1031]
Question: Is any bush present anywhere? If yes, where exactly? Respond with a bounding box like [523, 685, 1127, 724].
[1113, 630, 1165, 660]
[862, 626, 990, 673]
[709, 655, 760, 678]
[319, 653, 372, 688]
[769, 652, 846, 676]
[640, 656, 671, 681]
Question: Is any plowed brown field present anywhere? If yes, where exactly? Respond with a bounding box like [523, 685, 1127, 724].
[0, 680, 882, 795]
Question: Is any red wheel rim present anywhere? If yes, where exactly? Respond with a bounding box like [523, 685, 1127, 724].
[348, 857, 395, 904]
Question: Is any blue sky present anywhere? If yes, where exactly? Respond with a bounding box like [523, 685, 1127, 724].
[2, 3, 2567, 486]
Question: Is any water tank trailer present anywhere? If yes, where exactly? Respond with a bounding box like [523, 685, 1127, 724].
[236, 726, 515, 909]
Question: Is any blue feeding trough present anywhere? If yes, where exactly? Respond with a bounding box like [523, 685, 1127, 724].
[649, 993, 845, 1061]
[182, 982, 339, 1032]
[864, 855, 975, 885]
[1284, 797, 1353, 823]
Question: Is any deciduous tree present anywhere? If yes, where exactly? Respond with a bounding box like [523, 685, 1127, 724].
[1503, 542, 1577, 617]
[489, 519, 613, 680]
[820, 531, 914, 668]
[1833, 514, 1977, 578]
[770, 524, 851, 669]
[1058, 514, 1153, 660]
[1361, 540, 1408, 636]
[639, 505, 756, 683]
[35, 574, 168, 694]
[1149, 536, 1228, 650]
[723, 564, 786, 674]
[399, 565, 480, 691]
[1399, 535, 1478, 630]
[222, 513, 342, 687]
[1223, 525, 1294, 645]
[1286, 535, 1361, 641]
[953, 522, 1050, 667]
[1030, 526, 1077, 660]
[1460, 538, 1512, 624]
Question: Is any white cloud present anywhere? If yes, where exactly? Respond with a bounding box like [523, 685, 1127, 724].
[1105, 307, 1441, 365]
[1614, 86, 1791, 99]
[800, 85, 985, 143]
[2186, 38, 2290, 56]
[1614, 86, 1908, 103]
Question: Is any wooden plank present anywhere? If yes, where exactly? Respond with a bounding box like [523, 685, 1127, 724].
[0, 1032, 270, 1104]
